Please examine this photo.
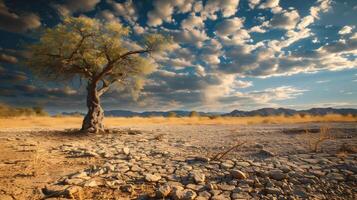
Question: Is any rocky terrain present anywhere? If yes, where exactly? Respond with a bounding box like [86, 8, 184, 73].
[0, 123, 356, 199]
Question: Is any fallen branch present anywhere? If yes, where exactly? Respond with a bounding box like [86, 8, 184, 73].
[211, 141, 246, 161]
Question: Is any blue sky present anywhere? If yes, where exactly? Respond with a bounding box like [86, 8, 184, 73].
[0, 0, 356, 113]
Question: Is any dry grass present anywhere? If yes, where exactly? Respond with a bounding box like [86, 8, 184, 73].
[304, 126, 334, 152]
[0, 114, 356, 129]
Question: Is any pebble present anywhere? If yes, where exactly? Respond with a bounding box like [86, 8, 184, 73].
[230, 169, 247, 179]
[144, 174, 162, 182]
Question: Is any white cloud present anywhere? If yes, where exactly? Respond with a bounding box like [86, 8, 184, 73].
[338, 25, 354, 35]
[258, 0, 282, 13]
[55, 0, 100, 16]
[97, 10, 119, 22]
[147, 0, 195, 27]
[270, 10, 300, 30]
[172, 28, 208, 47]
[234, 80, 253, 88]
[0, 1, 41, 33]
[215, 17, 244, 37]
[248, 0, 261, 9]
[107, 0, 138, 25]
[249, 25, 266, 33]
[246, 86, 306, 102]
[201, 0, 240, 20]
[181, 13, 204, 30]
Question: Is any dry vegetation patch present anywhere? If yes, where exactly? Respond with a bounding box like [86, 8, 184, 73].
[0, 114, 356, 129]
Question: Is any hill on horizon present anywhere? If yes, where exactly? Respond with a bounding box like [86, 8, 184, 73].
[61, 107, 357, 117]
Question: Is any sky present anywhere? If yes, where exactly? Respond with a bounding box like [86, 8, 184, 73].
[0, 0, 356, 113]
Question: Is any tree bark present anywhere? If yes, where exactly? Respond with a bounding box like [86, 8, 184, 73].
[81, 81, 104, 133]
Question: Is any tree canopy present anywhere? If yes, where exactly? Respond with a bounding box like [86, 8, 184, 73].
[27, 16, 170, 96]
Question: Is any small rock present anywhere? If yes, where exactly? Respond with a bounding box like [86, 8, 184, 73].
[217, 184, 236, 191]
[221, 162, 234, 169]
[231, 169, 247, 179]
[122, 147, 130, 155]
[259, 149, 275, 157]
[193, 156, 210, 162]
[65, 178, 83, 185]
[120, 184, 135, 193]
[236, 161, 251, 167]
[191, 171, 206, 184]
[42, 185, 82, 198]
[84, 180, 97, 187]
[182, 189, 197, 200]
[145, 174, 161, 182]
[157, 184, 171, 198]
[269, 170, 286, 181]
[71, 171, 88, 179]
[264, 187, 282, 195]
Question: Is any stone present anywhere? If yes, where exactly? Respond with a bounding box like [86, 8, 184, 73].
[65, 178, 83, 185]
[221, 162, 234, 169]
[269, 170, 286, 181]
[191, 171, 206, 184]
[236, 161, 251, 167]
[144, 174, 161, 182]
[122, 147, 130, 155]
[120, 184, 135, 193]
[182, 189, 197, 200]
[264, 187, 282, 195]
[42, 185, 82, 198]
[194, 156, 210, 162]
[259, 149, 275, 157]
[71, 171, 88, 179]
[84, 180, 97, 187]
[217, 184, 236, 191]
[157, 184, 171, 198]
[186, 184, 205, 192]
[198, 191, 212, 199]
[231, 169, 247, 179]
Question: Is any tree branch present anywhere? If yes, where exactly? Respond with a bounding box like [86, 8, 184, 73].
[94, 49, 151, 82]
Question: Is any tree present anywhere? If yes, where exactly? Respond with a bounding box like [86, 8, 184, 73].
[27, 17, 170, 133]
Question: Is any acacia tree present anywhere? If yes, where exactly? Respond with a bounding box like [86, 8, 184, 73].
[27, 17, 170, 133]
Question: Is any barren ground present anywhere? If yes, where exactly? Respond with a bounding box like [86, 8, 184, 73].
[0, 122, 356, 200]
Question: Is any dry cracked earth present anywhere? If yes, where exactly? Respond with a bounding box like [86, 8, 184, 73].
[0, 122, 356, 200]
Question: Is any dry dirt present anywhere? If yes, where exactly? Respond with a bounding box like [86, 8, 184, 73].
[0, 122, 356, 199]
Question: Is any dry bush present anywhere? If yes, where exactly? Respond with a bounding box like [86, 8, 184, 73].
[0, 103, 48, 117]
[304, 126, 334, 152]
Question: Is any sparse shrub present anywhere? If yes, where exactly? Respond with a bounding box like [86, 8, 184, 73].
[299, 113, 306, 118]
[167, 112, 177, 118]
[189, 111, 199, 117]
[304, 126, 334, 152]
[209, 115, 221, 119]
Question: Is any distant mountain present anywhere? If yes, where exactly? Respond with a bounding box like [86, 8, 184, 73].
[225, 107, 357, 117]
[103, 110, 220, 117]
[61, 107, 357, 117]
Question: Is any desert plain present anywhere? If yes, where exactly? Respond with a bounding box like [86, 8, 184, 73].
[0, 116, 356, 200]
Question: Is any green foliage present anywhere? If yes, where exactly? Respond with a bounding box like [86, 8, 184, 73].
[26, 16, 170, 98]
[189, 111, 199, 117]
[0, 103, 48, 117]
[167, 112, 177, 118]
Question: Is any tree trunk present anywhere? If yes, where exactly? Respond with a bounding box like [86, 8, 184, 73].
[81, 81, 104, 133]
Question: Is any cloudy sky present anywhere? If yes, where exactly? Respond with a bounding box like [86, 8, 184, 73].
[0, 0, 356, 113]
